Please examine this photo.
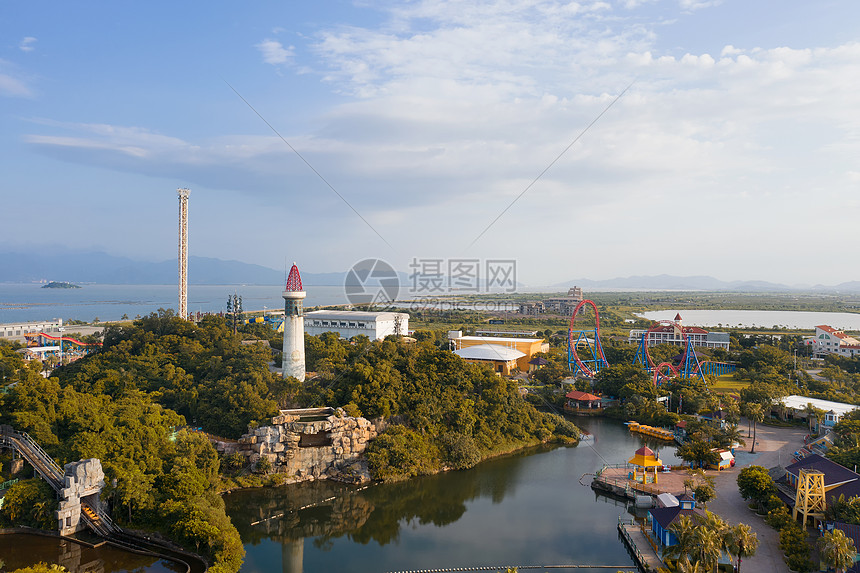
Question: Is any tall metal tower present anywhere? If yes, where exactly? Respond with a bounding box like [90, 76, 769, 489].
[177, 188, 190, 320]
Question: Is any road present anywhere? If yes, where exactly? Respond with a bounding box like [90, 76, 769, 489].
[706, 421, 809, 573]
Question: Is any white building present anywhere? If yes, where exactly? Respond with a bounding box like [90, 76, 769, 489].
[0, 320, 63, 341]
[780, 395, 859, 429]
[628, 314, 730, 350]
[812, 325, 860, 358]
[304, 310, 409, 341]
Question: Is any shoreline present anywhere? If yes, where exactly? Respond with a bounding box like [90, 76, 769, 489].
[218, 433, 580, 494]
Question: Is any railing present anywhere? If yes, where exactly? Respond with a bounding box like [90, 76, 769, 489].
[96, 504, 118, 533]
[618, 516, 648, 569]
[594, 472, 665, 498]
[1, 433, 62, 489]
[0, 478, 19, 490]
[18, 431, 64, 479]
[596, 463, 632, 477]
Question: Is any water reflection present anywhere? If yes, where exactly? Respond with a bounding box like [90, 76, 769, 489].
[0, 533, 181, 573]
[225, 427, 649, 573]
[227, 444, 535, 550]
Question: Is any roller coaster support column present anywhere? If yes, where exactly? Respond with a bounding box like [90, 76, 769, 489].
[632, 332, 650, 372]
[680, 337, 706, 382]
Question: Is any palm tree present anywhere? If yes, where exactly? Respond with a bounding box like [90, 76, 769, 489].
[676, 561, 704, 573]
[804, 403, 827, 437]
[721, 424, 746, 449]
[666, 515, 701, 570]
[697, 511, 728, 572]
[725, 523, 758, 573]
[818, 528, 857, 573]
[745, 403, 764, 454]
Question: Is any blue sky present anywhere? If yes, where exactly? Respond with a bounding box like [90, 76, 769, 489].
[3, 0, 860, 286]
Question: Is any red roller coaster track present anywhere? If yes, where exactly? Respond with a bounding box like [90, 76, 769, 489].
[27, 332, 102, 347]
[567, 299, 609, 377]
[642, 320, 687, 370]
[641, 320, 705, 384]
[652, 361, 680, 385]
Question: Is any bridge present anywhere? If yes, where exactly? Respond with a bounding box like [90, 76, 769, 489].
[0, 425, 208, 572]
[0, 425, 116, 537]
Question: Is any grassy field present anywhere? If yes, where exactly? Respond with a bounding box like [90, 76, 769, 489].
[710, 374, 750, 395]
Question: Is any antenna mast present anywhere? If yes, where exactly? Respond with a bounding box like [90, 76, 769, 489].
[178, 188, 190, 320]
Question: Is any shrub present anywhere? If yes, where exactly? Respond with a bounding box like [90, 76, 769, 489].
[785, 551, 814, 573]
[440, 433, 481, 470]
[365, 424, 441, 481]
[779, 524, 806, 553]
[765, 505, 793, 530]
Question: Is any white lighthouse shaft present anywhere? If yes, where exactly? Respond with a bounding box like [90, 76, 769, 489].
[282, 290, 306, 381]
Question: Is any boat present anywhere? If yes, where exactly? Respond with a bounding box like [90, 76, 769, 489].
[626, 421, 675, 441]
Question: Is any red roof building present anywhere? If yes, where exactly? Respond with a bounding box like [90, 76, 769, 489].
[814, 325, 860, 358]
[564, 390, 602, 410]
[627, 314, 729, 350]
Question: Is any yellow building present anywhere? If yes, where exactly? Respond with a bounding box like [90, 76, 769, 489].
[451, 334, 548, 373]
[453, 344, 525, 374]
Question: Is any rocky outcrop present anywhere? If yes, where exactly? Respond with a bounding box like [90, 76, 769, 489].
[231, 407, 377, 484]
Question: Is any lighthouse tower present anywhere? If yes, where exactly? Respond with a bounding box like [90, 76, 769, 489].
[282, 263, 306, 381]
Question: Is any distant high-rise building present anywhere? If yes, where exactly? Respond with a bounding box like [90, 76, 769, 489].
[282, 263, 306, 381]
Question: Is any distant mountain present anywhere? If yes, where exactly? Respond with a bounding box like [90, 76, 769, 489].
[552, 274, 856, 292]
[3, 251, 856, 292]
[0, 252, 346, 286]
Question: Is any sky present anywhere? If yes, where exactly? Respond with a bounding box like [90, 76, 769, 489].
[2, 0, 860, 287]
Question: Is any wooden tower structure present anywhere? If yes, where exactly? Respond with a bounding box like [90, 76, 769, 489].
[793, 468, 826, 527]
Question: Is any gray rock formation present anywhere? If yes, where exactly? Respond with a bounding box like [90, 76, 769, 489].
[229, 408, 377, 484]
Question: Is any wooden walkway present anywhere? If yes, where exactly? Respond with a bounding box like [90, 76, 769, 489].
[618, 519, 663, 572]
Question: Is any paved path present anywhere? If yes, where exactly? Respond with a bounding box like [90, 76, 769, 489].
[706, 421, 808, 573]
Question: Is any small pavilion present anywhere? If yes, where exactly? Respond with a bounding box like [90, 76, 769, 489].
[528, 356, 548, 372]
[629, 446, 663, 484]
[565, 390, 601, 410]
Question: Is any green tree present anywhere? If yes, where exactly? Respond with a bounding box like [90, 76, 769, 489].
[737, 465, 777, 509]
[725, 522, 758, 573]
[741, 402, 764, 454]
[593, 364, 650, 399]
[0, 479, 57, 529]
[665, 515, 701, 570]
[819, 528, 857, 573]
[803, 402, 828, 436]
[676, 439, 719, 469]
[696, 511, 727, 571]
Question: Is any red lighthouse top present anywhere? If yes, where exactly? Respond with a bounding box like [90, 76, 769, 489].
[285, 263, 303, 292]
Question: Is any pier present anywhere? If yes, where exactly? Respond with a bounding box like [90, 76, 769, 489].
[617, 517, 664, 572]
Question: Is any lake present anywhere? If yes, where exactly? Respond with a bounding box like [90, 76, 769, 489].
[638, 309, 860, 331]
[223, 417, 679, 573]
[1, 418, 676, 572]
[0, 532, 182, 573]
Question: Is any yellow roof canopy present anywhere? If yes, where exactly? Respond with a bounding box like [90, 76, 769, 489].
[628, 446, 663, 468]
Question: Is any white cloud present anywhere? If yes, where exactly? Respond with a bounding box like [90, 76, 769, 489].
[19, 37, 37, 52]
[255, 39, 294, 65]
[678, 0, 722, 11]
[21, 2, 860, 283]
[0, 60, 32, 97]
